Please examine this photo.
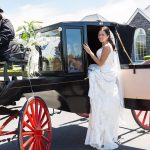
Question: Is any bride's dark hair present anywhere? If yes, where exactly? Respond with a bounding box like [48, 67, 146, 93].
[100, 26, 116, 51]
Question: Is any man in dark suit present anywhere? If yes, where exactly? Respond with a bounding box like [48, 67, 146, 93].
[0, 8, 20, 61]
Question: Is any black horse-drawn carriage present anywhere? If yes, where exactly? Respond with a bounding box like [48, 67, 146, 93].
[0, 21, 149, 150]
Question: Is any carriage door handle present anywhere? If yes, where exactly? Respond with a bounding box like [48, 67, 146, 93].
[133, 65, 136, 74]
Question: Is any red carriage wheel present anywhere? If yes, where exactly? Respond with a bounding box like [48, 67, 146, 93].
[131, 110, 150, 130]
[18, 97, 52, 150]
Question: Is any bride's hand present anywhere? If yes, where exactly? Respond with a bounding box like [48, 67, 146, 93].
[83, 43, 92, 55]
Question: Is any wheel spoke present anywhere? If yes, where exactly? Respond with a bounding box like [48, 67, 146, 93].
[41, 119, 49, 129]
[42, 135, 49, 143]
[34, 140, 38, 150]
[35, 139, 41, 150]
[22, 131, 34, 136]
[142, 111, 148, 125]
[28, 139, 35, 150]
[30, 103, 36, 125]
[38, 104, 43, 126]
[40, 139, 47, 150]
[23, 121, 34, 131]
[43, 129, 51, 133]
[23, 136, 34, 148]
[137, 111, 142, 118]
[26, 110, 35, 128]
[40, 111, 46, 125]
[23, 119, 30, 128]
[35, 100, 39, 126]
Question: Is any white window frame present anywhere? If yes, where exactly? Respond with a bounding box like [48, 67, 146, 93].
[134, 28, 146, 62]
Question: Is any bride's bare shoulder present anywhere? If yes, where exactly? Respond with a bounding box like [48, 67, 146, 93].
[102, 45, 111, 53]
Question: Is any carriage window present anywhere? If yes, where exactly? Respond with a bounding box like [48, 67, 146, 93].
[66, 29, 83, 73]
[40, 29, 62, 72]
[134, 28, 147, 62]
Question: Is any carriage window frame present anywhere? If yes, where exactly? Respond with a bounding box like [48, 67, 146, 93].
[134, 28, 147, 62]
[64, 27, 84, 74]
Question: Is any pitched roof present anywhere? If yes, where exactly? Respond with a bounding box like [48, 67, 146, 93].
[81, 14, 107, 22]
[144, 5, 150, 18]
[127, 5, 150, 24]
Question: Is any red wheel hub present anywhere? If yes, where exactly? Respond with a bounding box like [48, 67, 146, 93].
[34, 130, 43, 136]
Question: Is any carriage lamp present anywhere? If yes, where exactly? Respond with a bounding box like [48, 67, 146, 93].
[98, 21, 103, 25]
[58, 27, 62, 31]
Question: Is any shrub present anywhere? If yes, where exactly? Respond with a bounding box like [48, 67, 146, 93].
[143, 55, 150, 60]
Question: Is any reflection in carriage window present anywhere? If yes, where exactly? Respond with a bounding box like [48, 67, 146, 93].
[40, 29, 62, 71]
[66, 29, 83, 73]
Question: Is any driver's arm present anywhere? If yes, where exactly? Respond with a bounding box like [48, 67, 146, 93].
[0, 19, 15, 47]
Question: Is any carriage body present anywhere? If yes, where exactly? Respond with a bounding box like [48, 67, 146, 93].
[1, 21, 149, 112]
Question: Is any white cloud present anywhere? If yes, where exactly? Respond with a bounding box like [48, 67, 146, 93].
[7, 0, 149, 30]
[99, 0, 149, 23]
[8, 3, 92, 30]
[8, 4, 60, 29]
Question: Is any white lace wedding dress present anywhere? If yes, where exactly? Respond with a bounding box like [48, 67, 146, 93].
[84, 43, 123, 150]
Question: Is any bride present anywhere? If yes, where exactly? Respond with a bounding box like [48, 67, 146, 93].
[83, 26, 124, 150]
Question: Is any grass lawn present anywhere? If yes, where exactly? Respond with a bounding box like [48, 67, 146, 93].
[0, 65, 27, 76]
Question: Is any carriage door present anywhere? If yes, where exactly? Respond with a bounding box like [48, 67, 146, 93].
[61, 27, 89, 113]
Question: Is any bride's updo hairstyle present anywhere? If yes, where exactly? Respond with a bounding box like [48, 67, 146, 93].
[100, 26, 116, 51]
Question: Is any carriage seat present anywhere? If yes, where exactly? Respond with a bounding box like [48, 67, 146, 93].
[0, 50, 28, 84]
[0, 44, 29, 63]
[0, 52, 27, 63]
[7, 52, 27, 63]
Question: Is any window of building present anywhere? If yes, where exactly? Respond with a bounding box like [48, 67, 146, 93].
[134, 28, 146, 61]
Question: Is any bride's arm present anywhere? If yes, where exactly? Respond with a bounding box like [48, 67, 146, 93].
[83, 44, 110, 66]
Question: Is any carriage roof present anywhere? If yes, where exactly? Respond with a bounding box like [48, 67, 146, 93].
[38, 21, 135, 32]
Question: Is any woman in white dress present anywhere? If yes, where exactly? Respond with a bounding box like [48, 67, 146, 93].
[83, 26, 124, 150]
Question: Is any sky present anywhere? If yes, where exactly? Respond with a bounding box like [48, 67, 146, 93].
[0, 0, 149, 30]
